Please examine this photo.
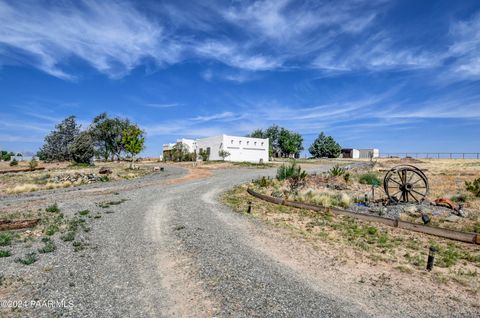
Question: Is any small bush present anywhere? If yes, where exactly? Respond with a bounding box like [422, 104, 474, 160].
[0, 250, 11, 257]
[343, 172, 351, 183]
[78, 210, 90, 216]
[254, 176, 271, 187]
[359, 173, 382, 186]
[45, 203, 60, 213]
[29, 159, 38, 170]
[465, 178, 480, 197]
[0, 232, 13, 246]
[44, 224, 59, 236]
[61, 232, 76, 242]
[15, 252, 38, 265]
[99, 176, 109, 182]
[9, 158, 18, 166]
[38, 239, 56, 254]
[276, 162, 308, 191]
[328, 165, 345, 177]
[451, 193, 467, 202]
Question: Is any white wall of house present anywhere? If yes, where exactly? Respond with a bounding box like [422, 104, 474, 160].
[178, 138, 196, 153]
[359, 149, 379, 159]
[196, 135, 269, 163]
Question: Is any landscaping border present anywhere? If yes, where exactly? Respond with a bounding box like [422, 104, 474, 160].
[247, 189, 480, 245]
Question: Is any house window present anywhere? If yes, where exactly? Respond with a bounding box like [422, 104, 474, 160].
[207, 147, 211, 155]
[239, 140, 242, 145]
[254, 142, 257, 146]
[247, 141, 249, 145]
[231, 140, 234, 144]
[261, 142, 264, 146]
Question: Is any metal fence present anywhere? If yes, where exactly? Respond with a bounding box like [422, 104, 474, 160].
[379, 152, 480, 159]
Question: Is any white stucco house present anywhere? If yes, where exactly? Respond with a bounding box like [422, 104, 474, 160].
[341, 148, 379, 159]
[163, 135, 269, 163]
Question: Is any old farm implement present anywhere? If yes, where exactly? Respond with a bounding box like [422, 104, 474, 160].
[383, 165, 429, 203]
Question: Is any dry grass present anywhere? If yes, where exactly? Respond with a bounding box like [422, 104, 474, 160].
[0, 161, 155, 195]
[223, 184, 480, 294]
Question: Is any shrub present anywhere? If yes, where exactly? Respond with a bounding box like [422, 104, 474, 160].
[61, 232, 76, 242]
[343, 172, 351, 183]
[0, 250, 11, 257]
[198, 149, 210, 161]
[28, 159, 38, 170]
[38, 238, 56, 254]
[254, 176, 271, 188]
[465, 178, 480, 197]
[276, 162, 308, 191]
[15, 252, 38, 265]
[9, 158, 18, 166]
[328, 165, 345, 177]
[451, 193, 467, 202]
[45, 203, 60, 213]
[44, 224, 59, 236]
[0, 232, 13, 246]
[78, 210, 90, 216]
[359, 173, 382, 186]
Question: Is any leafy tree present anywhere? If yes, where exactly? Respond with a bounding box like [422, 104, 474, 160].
[121, 125, 145, 169]
[248, 129, 265, 139]
[89, 113, 130, 161]
[218, 149, 231, 161]
[1, 151, 14, 161]
[40, 116, 80, 161]
[198, 149, 209, 161]
[10, 158, 18, 166]
[69, 131, 95, 164]
[279, 129, 303, 158]
[265, 125, 281, 157]
[308, 132, 341, 158]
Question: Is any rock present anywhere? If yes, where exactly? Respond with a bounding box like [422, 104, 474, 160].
[445, 214, 461, 222]
[153, 166, 161, 171]
[99, 167, 113, 175]
[403, 205, 421, 217]
[271, 190, 284, 199]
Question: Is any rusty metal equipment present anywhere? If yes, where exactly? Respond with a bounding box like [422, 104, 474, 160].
[384, 165, 429, 203]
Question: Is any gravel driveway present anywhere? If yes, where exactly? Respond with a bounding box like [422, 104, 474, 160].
[1, 165, 369, 317]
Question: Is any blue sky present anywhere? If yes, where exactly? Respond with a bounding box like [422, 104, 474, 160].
[1, 0, 479, 157]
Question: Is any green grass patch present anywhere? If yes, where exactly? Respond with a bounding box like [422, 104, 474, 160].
[44, 224, 59, 236]
[15, 252, 38, 265]
[45, 203, 60, 213]
[61, 232, 76, 242]
[38, 238, 56, 254]
[0, 232, 13, 246]
[78, 210, 90, 216]
[358, 173, 382, 186]
[0, 249, 11, 257]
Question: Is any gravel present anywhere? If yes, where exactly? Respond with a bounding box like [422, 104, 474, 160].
[1, 163, 475, 317]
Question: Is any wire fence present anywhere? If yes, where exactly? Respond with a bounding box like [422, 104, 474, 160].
[379, 153, 480, 159]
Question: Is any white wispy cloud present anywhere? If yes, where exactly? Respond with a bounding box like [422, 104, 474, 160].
[0, 0, 179, 79]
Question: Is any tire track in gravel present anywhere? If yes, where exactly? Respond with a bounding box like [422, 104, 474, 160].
[166, 176, 368, 317]
[142, 188, 217, 317]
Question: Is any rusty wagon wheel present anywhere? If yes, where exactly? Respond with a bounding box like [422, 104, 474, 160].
[383, 165, 429, 203]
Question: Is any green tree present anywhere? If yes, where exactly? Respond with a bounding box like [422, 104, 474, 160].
[198, 149, 209, 161]
[308, 132, 341, 158]
[69, 131, 95, 164]
[279, 129, 303, 158]
[1, 151, 14, 161]
[89, 113, 130, 161]
[40, 116, 80, 161]
[121, 125, 145, 169]
[218, 149, 231, 161]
